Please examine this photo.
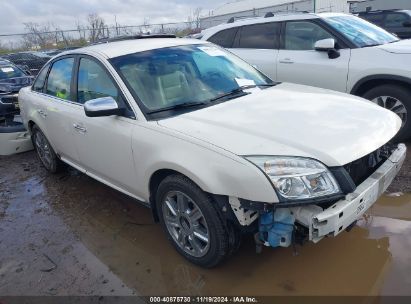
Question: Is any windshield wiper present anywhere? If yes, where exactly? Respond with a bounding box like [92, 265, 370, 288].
[147, 101, 207, 114]
[209, 84, 276, 103]
[362, 43, 383, 48]
[147, 83, 277, 114]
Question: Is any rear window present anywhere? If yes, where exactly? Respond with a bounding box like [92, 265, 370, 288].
[238, 22, 280, 49]
[385, 13, 409, 27]
[0, 65, 26, 80]
[208, 27, 238, 48]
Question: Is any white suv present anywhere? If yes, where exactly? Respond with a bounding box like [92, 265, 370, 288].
[19, 37, 406, 267]
[201, 13, 411, 140]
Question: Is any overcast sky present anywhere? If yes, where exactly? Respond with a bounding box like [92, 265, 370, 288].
[0, 0, 224, 35]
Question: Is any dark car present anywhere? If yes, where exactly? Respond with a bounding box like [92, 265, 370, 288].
[0, 59, 34, 155]
[359, 10, 411, 39]
[1, 51, 51, 76]
[0, 59, 33, 119]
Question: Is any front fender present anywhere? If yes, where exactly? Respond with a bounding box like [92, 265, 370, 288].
[131, 123, 279, 204]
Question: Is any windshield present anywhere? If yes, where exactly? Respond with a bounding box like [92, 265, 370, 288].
[0, 65, 26, 80]
[110, 44, 272, 115]
[324, 15, 399, 47]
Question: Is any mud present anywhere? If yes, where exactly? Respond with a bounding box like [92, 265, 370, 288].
[0, 144, 410, 296]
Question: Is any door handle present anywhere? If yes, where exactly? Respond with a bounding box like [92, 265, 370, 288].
[73, 123, 87, 133]
[279, 58, 294, 64]
[37, 109, 47, 118]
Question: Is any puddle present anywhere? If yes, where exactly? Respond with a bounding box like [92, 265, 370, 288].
[369, 193, 411, 221]
[1, 152, 411, 296]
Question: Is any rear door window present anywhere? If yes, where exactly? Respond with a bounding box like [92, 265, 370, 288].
[385, 13, 409, 27]
[238, 22, 280, 49]
[208, 27, 238, 48]
[361, 13, 384, 26]
[46, 58, 74, 101]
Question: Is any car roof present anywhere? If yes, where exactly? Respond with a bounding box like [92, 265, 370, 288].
[62, 38, 208, 59]
[200, 12, 348, 38]
[359, 9, 411, 14]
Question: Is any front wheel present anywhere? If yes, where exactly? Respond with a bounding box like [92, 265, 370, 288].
[363, 84, 411, 141]
[156, 175, 231, 268]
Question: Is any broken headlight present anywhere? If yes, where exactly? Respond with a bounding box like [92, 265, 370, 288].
[246, 156, 340, 200]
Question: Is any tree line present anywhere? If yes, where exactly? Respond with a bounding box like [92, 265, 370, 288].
[0, 9, 202, 53]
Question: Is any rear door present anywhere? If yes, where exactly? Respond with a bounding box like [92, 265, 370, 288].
[276, 20, 350, 93]
[33, 56, 82, 166]
[229, 22, 280, 80]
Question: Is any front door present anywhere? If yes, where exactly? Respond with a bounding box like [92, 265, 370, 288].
[277, 20, 350, 93]
[70, 56, 138, 195]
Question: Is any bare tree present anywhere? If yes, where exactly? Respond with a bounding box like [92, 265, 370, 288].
[76, 19, 87, 41]
[193, 7, 202, 30]
[187, 7, 202, 31]
[143, 17, 150, 34]
[114, 15, 121, 36]
[0, 40, 6, 54]
[22, 22, 55, 49]
[87, 13, 106, 42]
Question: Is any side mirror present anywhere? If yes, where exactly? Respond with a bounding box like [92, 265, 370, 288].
[84, 96, 124, 117]
[314, 38, 340, 59]
[403, 21, 411, 27]
[314, 38, 336, 51]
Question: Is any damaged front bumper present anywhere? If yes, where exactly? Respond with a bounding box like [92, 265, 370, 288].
[229, 144, 406, 248]
[291, 143, 406, 243]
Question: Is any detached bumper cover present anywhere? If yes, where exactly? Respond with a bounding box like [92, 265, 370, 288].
[292, 143, 406, 242]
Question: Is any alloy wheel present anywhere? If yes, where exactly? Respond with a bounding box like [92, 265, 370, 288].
[162, 191, 210, 258]
[34, 131, 52, 169]
[372, 95, 408, 129]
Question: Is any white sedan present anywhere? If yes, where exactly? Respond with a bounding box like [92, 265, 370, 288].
[19, 38, 406, 267]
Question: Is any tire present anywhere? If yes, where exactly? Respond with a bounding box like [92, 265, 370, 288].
[362, 84, 411, 142]
[32, 125, 63, 173]
[226, 221, 242, 258]
[156, 174, 230, 268]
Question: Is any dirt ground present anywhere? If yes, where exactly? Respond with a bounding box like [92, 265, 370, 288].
[0, 143, 411, 297]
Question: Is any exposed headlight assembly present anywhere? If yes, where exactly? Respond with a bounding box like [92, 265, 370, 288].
[246, 156, 340, 200]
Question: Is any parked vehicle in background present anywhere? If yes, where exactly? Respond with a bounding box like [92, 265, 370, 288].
[2, 51, 51, 75]
[201, 12, 411, 140]
[358, 10, 411, 39]
[0, 59, 33, 155]
[0, 58, 33, 115]
[19, 37, 405, 267]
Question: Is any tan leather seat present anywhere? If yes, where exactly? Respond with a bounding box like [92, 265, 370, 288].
[156, 68, 191, 104]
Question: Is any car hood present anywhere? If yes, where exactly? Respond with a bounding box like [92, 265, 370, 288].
[158, 83, 401, 167]
[378, 39, 411, 54]
[0, 76, 33, 94]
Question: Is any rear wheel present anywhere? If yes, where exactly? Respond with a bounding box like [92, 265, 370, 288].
[363, 84, 411, 141]
[156, 174, 231, 268]
[32, 125, 63, 173]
